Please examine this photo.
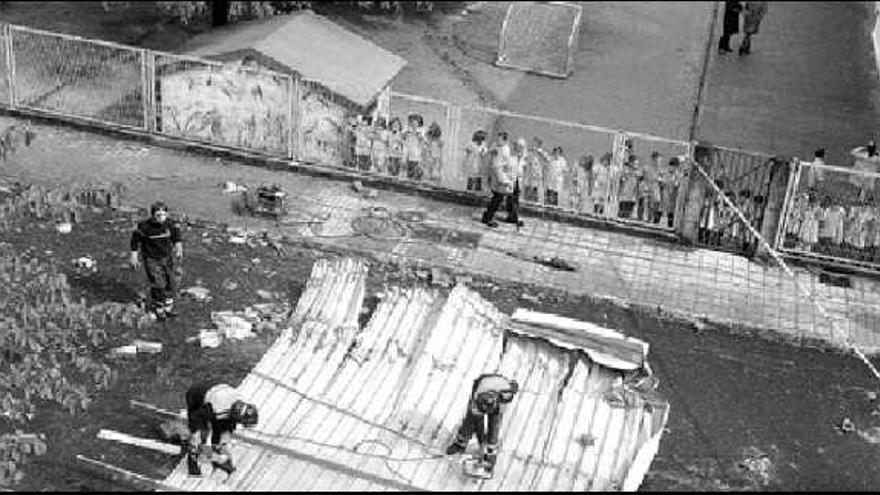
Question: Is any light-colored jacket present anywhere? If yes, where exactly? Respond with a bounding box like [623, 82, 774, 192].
[489, 147, 514, 194]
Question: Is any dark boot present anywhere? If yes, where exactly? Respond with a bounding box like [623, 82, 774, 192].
[187, 454, 202, 477]
[446, 441, 466, 456]
[212, 458, 235, 475]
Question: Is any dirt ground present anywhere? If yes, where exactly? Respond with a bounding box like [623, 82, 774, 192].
[3, 2, 880, 492]
[0, 203, 877, 491]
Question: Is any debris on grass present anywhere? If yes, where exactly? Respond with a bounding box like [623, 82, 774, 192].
[858, 426, 880, 444]
[183, 286, 212, 302]
[229, 236, 247, 244]
[73, 256, 96, 270]
[56, 222, 72, 234]
[838, 417, 856, 434]
[256, 289, 274, 300]
[111, 345, 138, 356]
[132, 340, 163, 354]
[221, 279, 239, 292]
[736, 446, 777, 488]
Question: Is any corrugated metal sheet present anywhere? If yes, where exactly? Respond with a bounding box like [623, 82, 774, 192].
[163, 257, 668, 492]
[182, 11, 407, 108]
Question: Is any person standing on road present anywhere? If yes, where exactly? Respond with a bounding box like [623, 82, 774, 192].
[718, 0, 743, 53]
[739, 1, 767, 55]
[130, 201, 182, 320]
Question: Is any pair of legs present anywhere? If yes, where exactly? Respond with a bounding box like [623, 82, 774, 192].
[446, 408, 501, 471]
[482, 182, 522, 228]
[143, 256, 179, 319]
[185, 386, 235, 476]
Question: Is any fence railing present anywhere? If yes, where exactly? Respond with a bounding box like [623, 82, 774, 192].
[777, 159, 880, 271]
[7, 21, 869, 272]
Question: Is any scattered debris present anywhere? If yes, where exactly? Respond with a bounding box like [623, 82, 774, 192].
[221, 279, 239, 292]
[56, 222, 72, 234]
[111, 345, 138, 356]
[858, 426, 880, 444]
[183, 286, 212, 302]
[454, 274, 472, 285]
[229, 236, 247, 244]
[132, 340, 163, 354]
[212, 312, 255, 340]
[838, 417, 856, 434]
[255, 289, 274, 300]
[222, 181, 247, 194]
[736, 447, 777, 488]
[867, 391, 878, 401]
[351, 180, 364, 193]
[521, 293, 540, 303]
[73, 256, 96, 270]
[198, 330, 222, 348]
[365, 188, 378, 199]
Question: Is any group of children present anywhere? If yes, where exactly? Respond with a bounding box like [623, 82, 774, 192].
[698, 183, 765, 254]
[347, 113, 444, 184]
[784, 192, 880, 262]
[463, 132, 686, 228]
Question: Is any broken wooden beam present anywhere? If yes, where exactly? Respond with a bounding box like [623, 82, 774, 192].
[97, 429, 181, 455]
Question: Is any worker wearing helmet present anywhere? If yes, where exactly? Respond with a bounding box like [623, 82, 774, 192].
[446, 374, 519, 476]
[184, 382, 258, 476]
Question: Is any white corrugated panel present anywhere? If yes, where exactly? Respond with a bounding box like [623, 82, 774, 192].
[163, 257, 669, 492]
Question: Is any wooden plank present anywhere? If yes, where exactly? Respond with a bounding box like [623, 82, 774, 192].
[97, 429, 181, 455]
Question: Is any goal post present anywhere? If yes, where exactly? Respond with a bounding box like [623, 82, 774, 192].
[496, 1, 583, 79]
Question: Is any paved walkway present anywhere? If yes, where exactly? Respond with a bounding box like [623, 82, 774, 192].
[3, 114, 880, 354]
[698, 1, 880, 166]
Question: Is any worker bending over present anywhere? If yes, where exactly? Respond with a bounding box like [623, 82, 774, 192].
[184, 382, 258, 476]
[446, 374, 519, 477]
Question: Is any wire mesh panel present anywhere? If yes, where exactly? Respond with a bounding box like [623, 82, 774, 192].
[0, 25, 10, 105]
[10, 26, 145, 128]
[614, 134, 691, 229]
[297, 78, 356, 168]
[383, 92, 451, 185]
[496, 1, 582, 78]
[154, 53, 291, 156]
[780, 161, 880, 271]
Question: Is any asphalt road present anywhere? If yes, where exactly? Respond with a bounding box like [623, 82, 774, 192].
[697, 1, 880, 166]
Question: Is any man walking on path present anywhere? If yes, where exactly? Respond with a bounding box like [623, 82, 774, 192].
[481, 133, 515, 228]
[130, 201, 183, 320]
[740, 1, 768, 55]
[718, 0, 743, 53]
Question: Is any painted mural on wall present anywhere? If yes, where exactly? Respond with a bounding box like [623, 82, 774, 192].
[299, 84, 350, 166]
[158, 66, 288, 153]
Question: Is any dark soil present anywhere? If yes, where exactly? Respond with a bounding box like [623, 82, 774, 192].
[2, 206, 880, 491]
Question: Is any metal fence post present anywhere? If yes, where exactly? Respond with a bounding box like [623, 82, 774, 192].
[292, 74, 302, 162]
[3, 24, 16, 107]
[140, 48, 154, 132]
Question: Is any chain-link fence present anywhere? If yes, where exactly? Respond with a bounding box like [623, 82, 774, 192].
[10, 25, 145, 128]
[0, 25, 10, 106]
[779, 160, 880, 271]
[154, 52, 291, 156]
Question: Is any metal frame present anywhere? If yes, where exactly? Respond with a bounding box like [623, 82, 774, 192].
[495, 1, 584, 79]
[776, 160, 880, 271]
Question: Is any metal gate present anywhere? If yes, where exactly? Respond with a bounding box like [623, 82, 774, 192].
[693, 145, 777, 255]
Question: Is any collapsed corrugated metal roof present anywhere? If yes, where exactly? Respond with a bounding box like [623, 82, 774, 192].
[163, 258, 669, 491]
[181, 10, 407, 108]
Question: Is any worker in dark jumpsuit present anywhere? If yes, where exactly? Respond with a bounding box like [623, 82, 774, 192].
[129, 201, 182, 320]
[446, 374, 519, 476]
[184, 382, 259, 476]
